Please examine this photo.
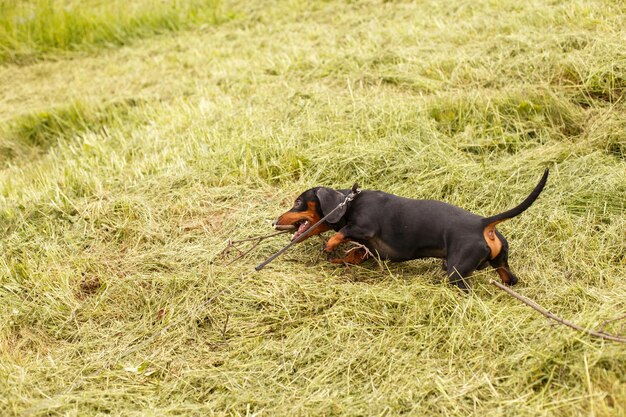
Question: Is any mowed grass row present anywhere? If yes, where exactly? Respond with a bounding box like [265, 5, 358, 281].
[0, 0, 224, 64]
[0, 0, 625, 415]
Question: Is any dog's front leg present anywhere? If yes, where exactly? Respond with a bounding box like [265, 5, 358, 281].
[323, 225, 375, 265]
[324, 232, 347, 253]
[324, 224, 374, 252]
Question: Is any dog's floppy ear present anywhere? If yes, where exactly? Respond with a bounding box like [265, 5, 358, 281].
[316, 188, 347, 224]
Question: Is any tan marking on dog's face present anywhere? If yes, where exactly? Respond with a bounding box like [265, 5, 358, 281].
[275, 201, 320, 226]
[275, 201, 331, 241]
[483, 224, 503, 259]
[495, 267, 512, 284]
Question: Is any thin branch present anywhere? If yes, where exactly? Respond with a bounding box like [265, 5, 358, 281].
[218, 230, 289, 265]
[598, 313, 626, 334]
[490, 280, 626, 343]
[221, 312, 230, 339]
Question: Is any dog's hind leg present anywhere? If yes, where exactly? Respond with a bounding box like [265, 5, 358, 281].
[446, 244, 491, 292]
[487, 231, 518, 285]
[489, 250, 518, 285]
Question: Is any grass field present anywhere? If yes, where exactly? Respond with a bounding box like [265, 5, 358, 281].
[1, 0, 625, 415]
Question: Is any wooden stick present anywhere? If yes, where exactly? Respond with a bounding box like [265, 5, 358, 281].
[489, 280, 626, 343]
[219, 230, 289, 266]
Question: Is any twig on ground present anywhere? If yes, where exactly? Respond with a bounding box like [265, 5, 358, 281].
[218, 230, 289, 265]
[598, 313, 626, 334]
[221, 312, 230, 339]
[490, 280, 626, 343]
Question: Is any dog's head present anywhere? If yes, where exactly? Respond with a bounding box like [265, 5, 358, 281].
[273, 187, 349, 241]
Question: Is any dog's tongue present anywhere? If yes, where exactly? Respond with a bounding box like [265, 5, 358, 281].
[291, 221, 310, 241]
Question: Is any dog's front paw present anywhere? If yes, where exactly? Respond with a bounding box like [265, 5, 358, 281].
[329, 257, 346, 264]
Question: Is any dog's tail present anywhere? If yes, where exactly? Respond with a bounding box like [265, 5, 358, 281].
[481, 167, 549, 228]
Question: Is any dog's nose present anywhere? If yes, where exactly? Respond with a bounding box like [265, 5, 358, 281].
[272, 218, 285, 229]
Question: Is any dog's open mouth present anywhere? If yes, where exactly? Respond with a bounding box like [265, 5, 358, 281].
[274, 220, 311, 241]
[291, 220, 311, 241]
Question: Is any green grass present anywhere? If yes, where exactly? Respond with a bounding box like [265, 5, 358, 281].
[1, 0, 625, 415]
[0, 0, 224, 63]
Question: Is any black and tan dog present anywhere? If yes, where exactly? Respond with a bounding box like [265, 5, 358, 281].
[272, 168, 549, 291]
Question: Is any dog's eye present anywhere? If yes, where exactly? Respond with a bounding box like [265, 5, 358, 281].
[293, 199, 302, 207]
